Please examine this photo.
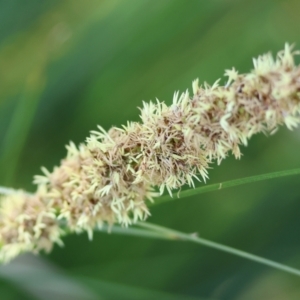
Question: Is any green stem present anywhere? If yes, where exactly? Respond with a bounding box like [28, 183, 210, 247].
[154, 168, 300, 205]
[97, 224, 168, 240]
[135, 222, 300, 277]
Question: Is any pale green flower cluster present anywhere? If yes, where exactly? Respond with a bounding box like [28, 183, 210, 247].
[0, 44, 300, 263]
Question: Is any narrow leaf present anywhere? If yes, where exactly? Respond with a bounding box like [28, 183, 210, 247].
[154, 168, 300, 205]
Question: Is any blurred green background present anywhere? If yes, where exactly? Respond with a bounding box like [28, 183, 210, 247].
[1, 0, 300, 299]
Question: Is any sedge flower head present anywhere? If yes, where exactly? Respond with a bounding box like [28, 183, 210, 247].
[1, 44, 300, 262]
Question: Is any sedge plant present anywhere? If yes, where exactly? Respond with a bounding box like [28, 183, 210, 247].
[0, 44, 300, 276]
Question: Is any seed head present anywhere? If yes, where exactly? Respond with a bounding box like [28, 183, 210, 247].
[1, 44, 300, 262]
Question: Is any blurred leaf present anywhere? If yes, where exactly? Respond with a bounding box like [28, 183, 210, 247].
[76, 276, 211, 300]
[0, 255, 99, 300]
[0, 69, 45, 185]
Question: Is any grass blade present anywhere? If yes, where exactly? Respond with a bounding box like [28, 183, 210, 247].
[135, 222, 300, 277]
[0, 72, 45, 186]
[97, 222, 300, 277]
[97, 224, 169, 240]
[154, 168, 300, 205]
